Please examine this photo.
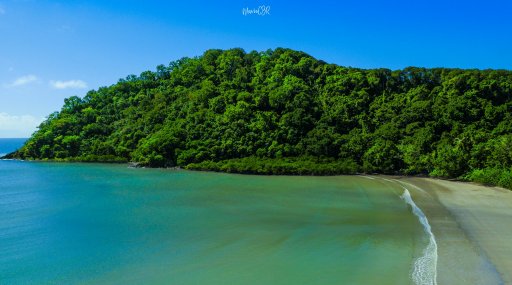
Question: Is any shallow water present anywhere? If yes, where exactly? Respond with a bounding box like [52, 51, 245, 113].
[0, 161, 428, 284]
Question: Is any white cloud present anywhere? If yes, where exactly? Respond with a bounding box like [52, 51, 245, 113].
[0, 113, 44, 138]
[50, 79, 87, 89]
[7, 75, 39, 87]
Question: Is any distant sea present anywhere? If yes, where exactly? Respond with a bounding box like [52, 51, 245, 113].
[0, 138, 27, 157]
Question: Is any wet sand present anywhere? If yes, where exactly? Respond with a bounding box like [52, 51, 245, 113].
[395, 177, 512, 285]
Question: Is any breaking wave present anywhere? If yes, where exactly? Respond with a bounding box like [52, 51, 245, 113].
[401, 188, 438, 285]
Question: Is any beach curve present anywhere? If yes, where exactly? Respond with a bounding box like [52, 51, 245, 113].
[398, 177, 511, 285]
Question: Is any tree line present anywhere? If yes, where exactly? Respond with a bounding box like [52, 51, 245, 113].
[6, 48, 512, 188]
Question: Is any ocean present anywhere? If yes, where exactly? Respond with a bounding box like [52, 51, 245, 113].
[0, 138, 27, 157]
[0, 159, 436, 284]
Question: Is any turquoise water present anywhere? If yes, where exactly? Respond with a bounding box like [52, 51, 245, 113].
[0, 138, 27, 157]
[0, 161, 426, 284]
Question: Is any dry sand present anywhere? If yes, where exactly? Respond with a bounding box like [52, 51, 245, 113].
[394, 177, 512, 285]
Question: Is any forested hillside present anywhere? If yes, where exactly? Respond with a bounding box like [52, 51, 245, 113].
[6, 48, 512, 188]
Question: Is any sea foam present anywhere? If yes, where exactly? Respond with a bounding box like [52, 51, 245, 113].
[401, 188, 438, 285]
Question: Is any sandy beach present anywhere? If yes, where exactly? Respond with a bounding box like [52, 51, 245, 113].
[392, 177, 512, 285]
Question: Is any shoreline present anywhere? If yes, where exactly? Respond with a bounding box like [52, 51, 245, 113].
[1, 157, 510, 190]
[395, 177, 512, 285]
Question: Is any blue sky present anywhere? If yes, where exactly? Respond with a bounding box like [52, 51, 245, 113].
[0, 0, 511, 137]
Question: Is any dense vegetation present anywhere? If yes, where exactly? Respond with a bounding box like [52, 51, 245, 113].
[5, 48, 512, 188]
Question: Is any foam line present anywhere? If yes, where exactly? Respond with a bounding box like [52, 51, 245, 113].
[401, 188, 438, 285]
[360, 175, 376, 180]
